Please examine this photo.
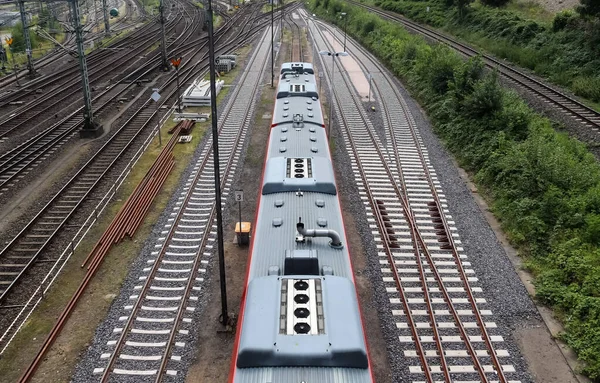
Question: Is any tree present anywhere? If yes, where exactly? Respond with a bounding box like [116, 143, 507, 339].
[9, 22, 38, 53]
[577, 0, 600, 17]
[480, 0, 510, 7]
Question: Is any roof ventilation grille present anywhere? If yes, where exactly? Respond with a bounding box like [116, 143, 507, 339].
[286, 158, 312, 179]
[281, 278, 325, 335]
[293, 114, 304, 130]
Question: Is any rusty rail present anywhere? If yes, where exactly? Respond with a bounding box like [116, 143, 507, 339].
[380, 72, 509, 381]
[17, 121, 189, 383]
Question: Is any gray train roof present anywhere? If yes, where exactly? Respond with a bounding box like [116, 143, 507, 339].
[276, 75, 319, 99]
[232, 276, 370, 382]
[280, 62, 315, 74]
[233, 62, 371, 383]
[267, 110, 327, 159]
[272, 95, 324, 128]
[248, 192, 353, 279]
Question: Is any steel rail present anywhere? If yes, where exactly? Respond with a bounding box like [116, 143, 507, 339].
[347, 0, 600, 130]
[380, 65, 509, 382]
[17, 124, 182, 383]
[309, 19, 434, 382]
[0, 7, 198, 189]
[329, 25, 492, 380]
[0, 15, 167, 108]
[101, 23, 271, 381]
[0, 1, 206, 302]
[346, 26, 510, 378]
[314, 18, 501, 381]
[0, 0, 275, 355]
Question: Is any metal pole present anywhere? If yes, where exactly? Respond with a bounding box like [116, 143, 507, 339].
[0, 46, 6, 71]
[368, 73, 371, 102]
[175, 66, 181, 113]
[70, 0, 97, 132]
[159, 0, 168, 70]
[344, 16, 347, 52]
[238, 201, 242, 239]
[207, 0, 228, 327]
[18, 0, 35, 77]
[270, 0, 274, 88]
[9, 46, 20, 86]
[328, 53, 334, 136]
[102, 0, 110, 33]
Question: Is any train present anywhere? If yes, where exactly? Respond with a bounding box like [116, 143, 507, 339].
[228, 62, 374, 382]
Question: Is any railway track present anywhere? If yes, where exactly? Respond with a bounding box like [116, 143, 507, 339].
[346, 0, 600, 131]
[0, 1, 180, 124]
[0, 0, 143, 91]
[308, 14, 520, 382]
[0, 0, 195, 196]
[0, 1, 277, 357]
[93, 25, 274, 381]
[287, 12, 303, 62]
[0, 0, 280, 196]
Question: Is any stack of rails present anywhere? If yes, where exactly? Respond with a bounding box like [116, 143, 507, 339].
[229, 63, 374, 382]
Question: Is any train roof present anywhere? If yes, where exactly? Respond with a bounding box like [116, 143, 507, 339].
[280, 62, 314, 75]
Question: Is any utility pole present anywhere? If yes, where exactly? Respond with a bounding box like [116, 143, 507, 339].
[18, 0, 35, 77]
[0, 45, 6, 72]
[159, 0, 169, 70]
[270, 0, 274, 87]
[319, 50, 348, 137]
[70, 0, 103, 137]
[207, 0, 229, 328]
[102, 0, 110, 33]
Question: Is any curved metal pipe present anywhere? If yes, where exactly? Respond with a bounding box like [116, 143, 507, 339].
[297, 218, 342, 248]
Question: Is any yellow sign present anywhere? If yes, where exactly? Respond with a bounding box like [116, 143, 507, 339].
[5, 37, 13, 46]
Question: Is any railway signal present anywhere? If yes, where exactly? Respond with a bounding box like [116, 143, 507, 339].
[171, 57, 183, 113]
[5, 37, 20, 86]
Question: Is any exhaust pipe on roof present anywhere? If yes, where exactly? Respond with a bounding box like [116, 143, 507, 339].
[296, 218, 343, 249]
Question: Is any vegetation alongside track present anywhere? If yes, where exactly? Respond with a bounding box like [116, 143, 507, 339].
[359, 0, 600, 104]
[309, 0, 600, 378]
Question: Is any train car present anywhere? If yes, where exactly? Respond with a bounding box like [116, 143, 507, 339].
[229, 63, 374, 383]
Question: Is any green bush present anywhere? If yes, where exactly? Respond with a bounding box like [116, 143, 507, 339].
[572, 76, 600, 102]
[8, 22, 39, 53]
[309, 0, 600, 378]
[553, 10, 577, 31]
[480, 0, 510, 7]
